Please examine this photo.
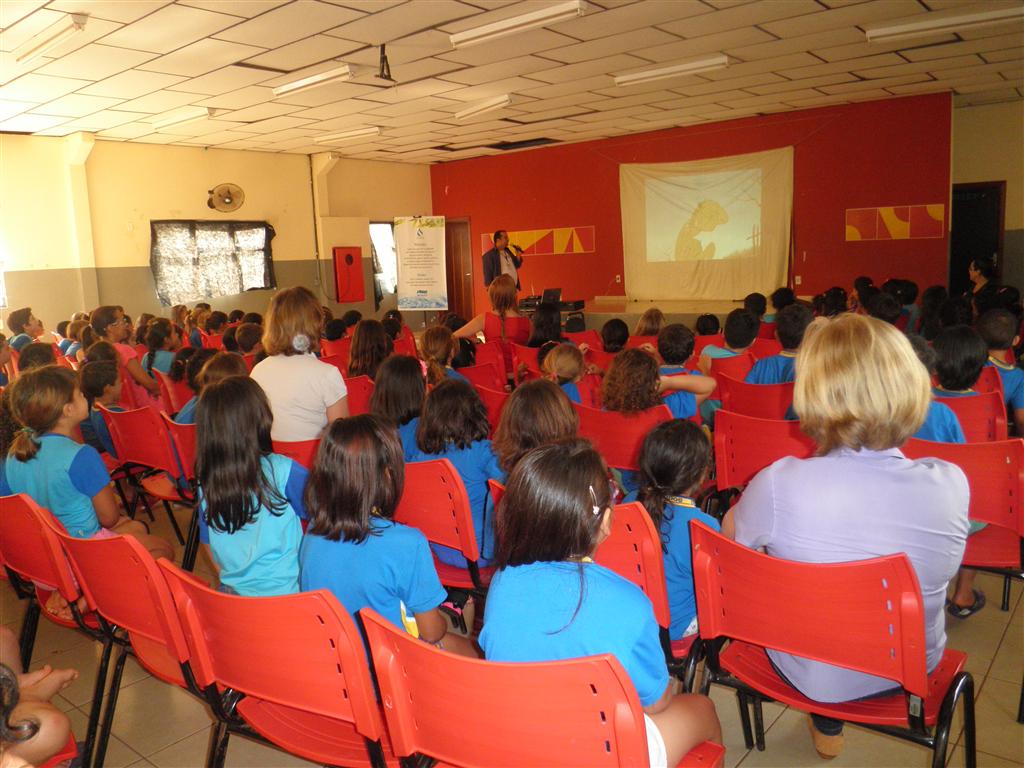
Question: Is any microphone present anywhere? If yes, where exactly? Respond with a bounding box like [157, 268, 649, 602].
[511, 244, 523, 253]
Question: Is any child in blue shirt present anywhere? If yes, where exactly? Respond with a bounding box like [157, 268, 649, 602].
[626, 420, 720, 640]
[140, 318, 179, 376]
[300, 414, 477, 657]
[977, 309, 1024, 435]
[541, 342, 586, 404]
[906, 334, 967, 443]
[746, 304, 813, 385]
[78, 361, 123, 457]
[409, 379, 505, 568]
[173, 348, 218, 424]
[699, 308, 760, 426]
[766, 287, 796, 324]
[369, 354, 425, 461]
[480, 439, 721, 766]
[195, 375, 306, 596]
[422, 325, 467, 387]
[657, 323, 699, 377]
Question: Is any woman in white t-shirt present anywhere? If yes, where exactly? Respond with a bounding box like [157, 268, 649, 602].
[251, 287, 348, 441]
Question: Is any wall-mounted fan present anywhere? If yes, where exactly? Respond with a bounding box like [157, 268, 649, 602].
[207, 183, 244, 212]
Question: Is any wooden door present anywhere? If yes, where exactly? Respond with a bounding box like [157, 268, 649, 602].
[445, 219, 473, 319]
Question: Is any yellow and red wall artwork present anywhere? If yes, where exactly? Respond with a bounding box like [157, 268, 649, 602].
[845, 204, 945, 241]
[480, 226, 595, 256]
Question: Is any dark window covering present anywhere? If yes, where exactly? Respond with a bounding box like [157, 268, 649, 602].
[150, 220, 276, 306]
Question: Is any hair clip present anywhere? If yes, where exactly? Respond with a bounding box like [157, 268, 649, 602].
[588, 485, 601, 516]
[291, 333, 311, 353]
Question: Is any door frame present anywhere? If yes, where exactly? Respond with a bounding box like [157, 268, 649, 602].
[445, 217, 473, 319]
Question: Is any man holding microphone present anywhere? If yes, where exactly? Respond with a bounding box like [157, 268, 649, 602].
[482, 230, 524, 288]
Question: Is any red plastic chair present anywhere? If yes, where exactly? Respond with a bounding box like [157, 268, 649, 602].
[693, 334, 724, 357]
[134, 342, 148, 359]
[155, 370, 195, 415]
[320, 353, 347, 378]
[392, 335, 418, 358]
[576, 372, 603, 408]
[394, 459, 494, 592]
[474, 341, 507, 382]
[584, 346, 618, 372]
[202, 332, 223, 350]
[321, 336, 352, 363]
[749, 337, 782, 360]
[55, 530, 205, 768]
[574, 402, 673, 471]
[757, 321, 777, 339]
[594, 502, 697, 681]
[974, 365, 1003, 398]
[512, 343, 541, 383]
[345, 374, 375, 416]
[625, 334, 658, 350]
[0, 495, 108, 767]
[708, 354, 755, 389]
[564, 329, 601, 349]
[476, 385, 510, 434]
[118, 366, 140, 410]
[361, 608, 724, 768]
[99, 405, 188, 545]
[56, 354, 76, 371]
[158, 561, 395, 768]
[459, 362, 505, 392]
[41, 735, 78, 768]
[162, 414, 201, 570]
[714, 410, 816, 493]
[272, 439, 320, 470]
[242, 353, 256, 371]
[935, 391, 1008, 443]
[717, 377, 795, 421]
[689, 522, 975, 767]
[487, 478, 505, 508]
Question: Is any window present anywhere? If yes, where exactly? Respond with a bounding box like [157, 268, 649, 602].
[370, 222, 398, 295]
[150, 220, 275, 306]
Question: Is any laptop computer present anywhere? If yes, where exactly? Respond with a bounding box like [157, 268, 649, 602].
[541, 287, 562, 305]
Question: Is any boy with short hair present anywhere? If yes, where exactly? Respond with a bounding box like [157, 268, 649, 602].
[745, 304, 813, 385]
[698, 309, 759, 375]
[657, 324, 697, 376]
[766, 287, 795, 322]
[236, 322, 264, 356]
[977, 309, 1024, 434]
[6, 306, 44, 352]
[79, 360, 123, 457]
[743, 292, 767, 321]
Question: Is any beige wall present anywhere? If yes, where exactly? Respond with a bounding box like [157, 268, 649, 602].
[953, 100, 1024, 230]
[323, 157, 431, 220]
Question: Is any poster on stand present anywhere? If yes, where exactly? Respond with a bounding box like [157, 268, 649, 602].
[395, 215, 447, 310]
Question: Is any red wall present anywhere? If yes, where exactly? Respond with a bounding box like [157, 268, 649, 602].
[430, 93, 951, 315]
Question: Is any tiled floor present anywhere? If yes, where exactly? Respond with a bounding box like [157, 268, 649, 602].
[2, 502, 1021, 768]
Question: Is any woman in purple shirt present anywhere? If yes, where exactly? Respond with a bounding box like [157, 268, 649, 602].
[723, 314, 969, 759]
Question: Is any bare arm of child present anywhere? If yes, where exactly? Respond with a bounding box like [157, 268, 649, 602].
[660, 374, 716, 397]
[643, 683, 722, 765]
[92, 485, 123, 528]
[452, 314, 485, 339]
[94, 487, 176, 560]
[326, 396, 349, 423]
[698, 353, 712, 375]
[1015, 407, 1024, 437]
[124, 357, 160, 394]
[414, 608, 480, 659]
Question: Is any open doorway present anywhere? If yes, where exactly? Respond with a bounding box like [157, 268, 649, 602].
[950, 181, 1005, 296]
[445, 218, 473, 319]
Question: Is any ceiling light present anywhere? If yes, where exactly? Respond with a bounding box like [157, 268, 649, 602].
[614, 55, 729, 87]
[865, 7, 1024, 44]
[12, 13, 87, 64]
[272, 64, 357, 98]
[314, 127, 381, 144]
[455, 94, 511, 121]
[153, 107, 220, 131]
[450, 0, 587, 49]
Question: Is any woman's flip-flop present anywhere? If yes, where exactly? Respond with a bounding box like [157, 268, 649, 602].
[946, 589, 986, 618]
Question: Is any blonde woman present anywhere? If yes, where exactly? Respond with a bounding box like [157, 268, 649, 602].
[250, 287, 348, 441]
[723, 314, 969, 759]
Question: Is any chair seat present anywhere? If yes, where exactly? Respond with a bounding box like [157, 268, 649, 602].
[963, 524, 1022, 570]
[720, 641, 966, 727]
[670, 634, 697, 659]
[433, 559, 495, 590]
[678, 741, 725, 768]
[139, 473, 186, 503]
[35, 587, 101, 630]
[129, 632, 187, 687]
[40, 733, 78, 768]
[236, 697, 398, 767]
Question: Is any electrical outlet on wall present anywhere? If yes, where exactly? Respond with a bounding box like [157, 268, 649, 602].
[795, 275, 802, 285]
[615, 274, 621, 283]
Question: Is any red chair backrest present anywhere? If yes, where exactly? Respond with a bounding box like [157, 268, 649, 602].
[625, 335, 658, 350]
[594, 502, 671, 629]
[272, 440, 320, 470]
[242, 354, 256, 371]
[320, 337, 352, 363]
[709, 353, 755, 384]
[476, 386, 510, 433]
[162, 414, 196, 483]
[458, 363, 504, 393]
[584, 347, 618, 372]
[902, 438, 1024, 535]
[100, 405, 181, 477]
[474, 341, 507, 382]
[974, 365, 1004, 397]
[563, 329, 601, 349]
[487, 478, 505, 508]
[749, 337, 782, 360]
[392, 336, 418, 358]
[319, 354, 347, 378]
[757, 321, 777, 339]
[576, 373, 603, 408]
[57, 531, 190, 683]
[935, 390, 1008, 443]
[118, 367, 140, 409]
[0, 495, 80, 600]
[134, 343, 148, 359]
[573, 402, 673, 470]
[693, 334, 724, 357]
[158, 561, 386, 743]
[202, 332, 223, 350]
[155, 370, 194, 415]
[512, 344, 541, 377]
[717, 376, 795, 421]
[394, 459, 480, 562]
[56, 355, 75, 371]
[714, 410, 816, 490]
[344, 375, 374, 416]
[360, 608, 652, 766]
[691, 521, 929, 698]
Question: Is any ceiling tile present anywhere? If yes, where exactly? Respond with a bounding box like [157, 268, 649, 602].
[526, 53, 648, 84]
[213, 0, 363, 48]
[0, 52, 55, 87]
[819, 73, 934, 94]
[177, 0, 290, 18]
[363, 94, 461, 116]
[35, 43, 156, 80]
[167, 65, 276, 96]
[542, 27, 683, 64]
[0, 72, 91, 102]
[137, 38, 267, 76]
[439, 29, 578, 66]
[0, 9, 68, 52]
[560, 0, 713, 40]
[0, 112, 68, 131]
[116, 89, 204, 112]
[761, 0, 925, 37]
[727, 28, 864, 61]
[901, 33, 1024, 62]
[97, 119, 166, 138]
[660, 0, 819, 38]
[45, 1, 171, 24]
[813, 35, 957, 63]
[369, 109, 452, 127]
[0, 1, 47, 29]
[980, 48, 1024, 64]
[746, 72, 856, 94]
[702, 51, 822, 80]
[0, 98, 34, 120]
[518, 74, 615, 99]
[101, 4, 242, 54]
[242, 34, 363, 71]
[154, 116, 251, 135]
[238, 114, 315, 133]
[356, 77, 464, 104]
[342, 28, 453, 68]
[326, 0, 478, 45]
[641, 27, 776, 63]
[186, 128, 260, 144]
[30, 92, 122, 116]
[435, 76, 547, 100]
[220, 102, 301, 122]
[196, 85, 275, 109]
[441, 54, 558, 86]
[778, 52, 903, 79]
[287, 97, 380, 120]
[1, 15, 122, 61]
[853, 54, 985, 79]
[79, 69, 187, 97]
[58, 109, 149, 130]
[270, 80, 384, 108]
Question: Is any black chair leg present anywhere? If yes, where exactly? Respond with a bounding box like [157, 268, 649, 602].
[752, 696, 766, 751]
[1017, 668, 1023, 724]
[17, 599, 40, 672]
[1000, 576, 1011, 611]
[82, 636, 114, 768]
[93, 645, 129, 768]
[162, 500, 185, 545]
[737, 691, 754, 749]
[205, 721, 230, 768]
[933, 672, 975, 768]
[181, 507, 201, 571]
[962, 674, 977, 768]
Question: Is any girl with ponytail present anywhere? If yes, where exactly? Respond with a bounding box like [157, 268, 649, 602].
[141, 317, 180, 375]
[421, 324, 467, 387]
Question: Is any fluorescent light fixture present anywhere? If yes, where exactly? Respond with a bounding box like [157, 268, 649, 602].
[272, 64, 357, 97]
[455, 94, 511, 121]
[614, 55, 729, 87]
[13, 13, 87, 64]
[865, 7, 1024, 43]
[153, 107, 220, 131]
[314, 127, 381, 144]
[450, 0, 587, 48]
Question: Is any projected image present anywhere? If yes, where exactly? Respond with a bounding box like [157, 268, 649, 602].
[645, 169, 763, 262]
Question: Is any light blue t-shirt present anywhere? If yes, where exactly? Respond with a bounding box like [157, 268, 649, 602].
[189, 329, 203, 349]
[409, 440, 505, 568]
[65, 341, 81, 360]
[4, 434, 110, 538]
[480, 561, 669, 707]
[175, 395, 198, 424]
[397, 417, 420, 461]
[663, 389, 696, 420]
[300, 516, 446, 635]
[746, 352, 797, 385]
[199, 453, 307, 597]
[914, 401, 967, 444]
[561, 381, 583, 404]
[58, 338, 74, 355]
[142, 349, 175, 375]
[79, 406, 122, 457]
[9, 334, 32, 352]
[445, 367, 469, 383]
[987, 357, 1024, 410]
[701, 345, 739, 360]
